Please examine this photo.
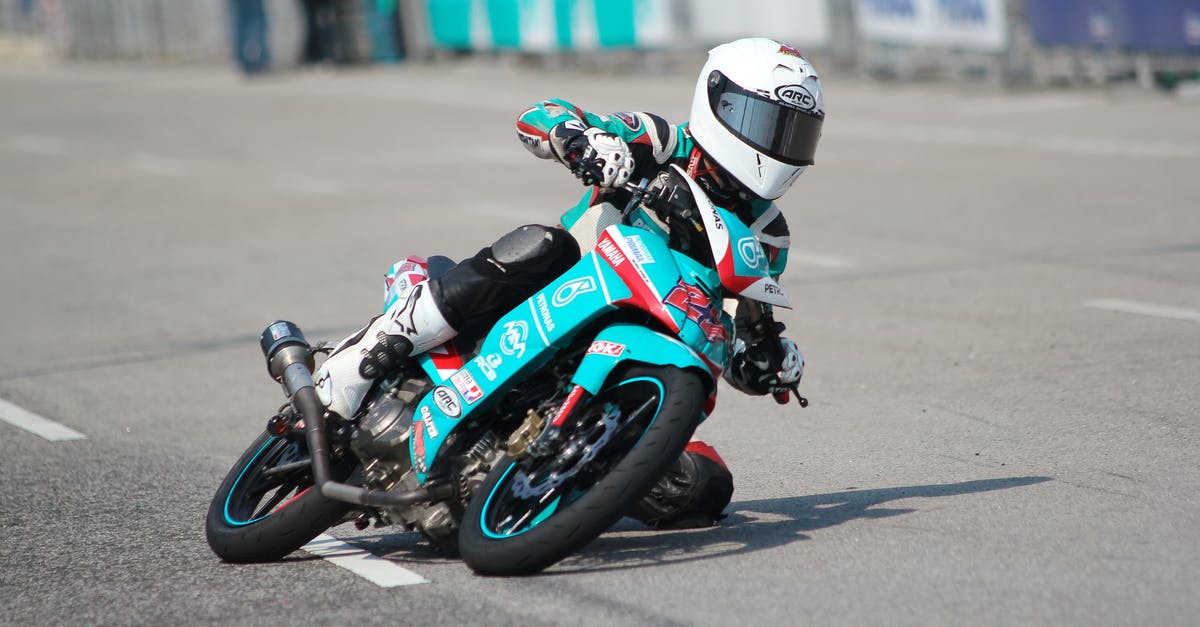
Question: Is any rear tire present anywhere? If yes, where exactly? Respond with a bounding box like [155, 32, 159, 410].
[458, 365, 705, 575]
[205, 431, 354, 563]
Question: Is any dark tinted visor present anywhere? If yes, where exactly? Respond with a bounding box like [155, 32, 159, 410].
[707, 71, 824, 167]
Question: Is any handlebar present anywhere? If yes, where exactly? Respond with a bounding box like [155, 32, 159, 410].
[619, 178, 703, 233]
[743, 300, 808, 408]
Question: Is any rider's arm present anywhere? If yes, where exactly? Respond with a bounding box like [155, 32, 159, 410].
[746, 200, 791, 280]
[725, 301, 804, 397]
[516, 100, 683, 170]
[724, 203, 802, 397]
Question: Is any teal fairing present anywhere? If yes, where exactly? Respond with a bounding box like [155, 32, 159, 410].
[404, 220, 754, 482]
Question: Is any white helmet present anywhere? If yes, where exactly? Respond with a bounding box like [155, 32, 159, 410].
[689, 38, 825, 201]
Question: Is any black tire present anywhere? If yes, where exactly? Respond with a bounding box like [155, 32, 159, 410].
[459, 365, 705, 576]
[205, 430, 354, 563]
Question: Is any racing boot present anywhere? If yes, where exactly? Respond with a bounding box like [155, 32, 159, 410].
[627, 441, 734, 529]
[314, 282, 456, 420]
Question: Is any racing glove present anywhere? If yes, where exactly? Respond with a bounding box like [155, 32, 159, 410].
[550, 122, 634, 189]
[725, 336, 805, 396]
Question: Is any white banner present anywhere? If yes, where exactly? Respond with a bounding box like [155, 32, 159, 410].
[689, 0, 833, 49]
[855, 0, 1007, 52]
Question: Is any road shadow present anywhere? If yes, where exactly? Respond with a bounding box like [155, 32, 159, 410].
[548, 475, 1052, 575]
[331, 475, 1051, 574]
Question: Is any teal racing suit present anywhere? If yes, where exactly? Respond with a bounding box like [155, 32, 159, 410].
[515, 99, 791, 281]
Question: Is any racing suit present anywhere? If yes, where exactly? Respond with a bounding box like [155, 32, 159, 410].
[314, 100, 801, 530]
[516, 100, 791, 277]
[515, 99, 798, 528]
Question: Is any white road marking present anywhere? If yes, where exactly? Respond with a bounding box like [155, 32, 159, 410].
[788, 250, 857, 269]
[0, 397, 86, 441]
[301, 534, 429, 587]
[1085, 299, 1200, 322]
[8, 135, 66, 155]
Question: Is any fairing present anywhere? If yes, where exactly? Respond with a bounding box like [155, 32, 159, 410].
[671, 165, 792, 308]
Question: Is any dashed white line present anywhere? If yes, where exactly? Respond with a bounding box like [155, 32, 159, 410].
[0, 397, 86, 441]
[1085, 299, 1200, 322]
[301, 534, 429, 587]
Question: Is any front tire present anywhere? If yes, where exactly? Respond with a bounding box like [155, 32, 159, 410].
[205, 431, 354, 563]
[458, 365, 706, 576]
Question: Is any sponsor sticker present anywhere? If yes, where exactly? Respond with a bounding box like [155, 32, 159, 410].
[737, 236, 766, 269]
[535, 294, 556, 333]
[500, 320, 529, 358]
[778, 44, 804, 59]
[775, 84, 818, 112]
[419, 405, 439, 438]
[518, 131, 543, 151]
[411, 420, 427, 473]
[268, 322, 290, 341]
[450, 370, 484, 405]
[706, 205, 725, 230]
[551, 276, 597, 307]
[664, 279, 728, 343]
[597, 235, 627, 268]
[474, 353, 502, 382]
[542, 102, 571, 118]
[624, 235, 655, 265]
[613, 111, 642, 132]
[587, 341, 626, 357]
[431, 385, 462, 418]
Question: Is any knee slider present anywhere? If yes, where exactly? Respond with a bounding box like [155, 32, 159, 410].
[491, 225, 558, 269]
[490, 225, 579, 275]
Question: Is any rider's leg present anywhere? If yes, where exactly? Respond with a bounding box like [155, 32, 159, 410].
[626, 441, 734, 529]
[314, 225, 580, 419]
[314, 280, 456, 419]
[430, 224, 580, 334]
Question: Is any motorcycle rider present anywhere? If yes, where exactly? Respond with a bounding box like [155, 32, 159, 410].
[314, 37, 824, 530]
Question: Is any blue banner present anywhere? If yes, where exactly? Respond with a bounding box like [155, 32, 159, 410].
[1027, 0, 1200, 51]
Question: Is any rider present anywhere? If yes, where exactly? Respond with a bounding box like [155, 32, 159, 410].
[313, 37, 824, 530]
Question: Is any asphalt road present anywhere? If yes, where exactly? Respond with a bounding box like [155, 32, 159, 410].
[1, 58, 1198, 626]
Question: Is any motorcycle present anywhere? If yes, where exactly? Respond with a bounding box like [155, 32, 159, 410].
[205, 165, 804, 576]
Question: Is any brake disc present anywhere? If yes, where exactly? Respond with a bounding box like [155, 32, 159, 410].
[509, 403, 622, 499]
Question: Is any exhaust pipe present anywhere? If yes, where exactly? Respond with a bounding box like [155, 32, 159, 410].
[260, 321, 447, 509]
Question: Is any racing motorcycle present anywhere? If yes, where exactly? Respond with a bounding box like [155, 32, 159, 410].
[205, 165, 805, 576]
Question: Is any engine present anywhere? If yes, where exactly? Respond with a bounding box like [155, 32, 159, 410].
[350, 394, 415, 493]
[348, 378, 505, 548]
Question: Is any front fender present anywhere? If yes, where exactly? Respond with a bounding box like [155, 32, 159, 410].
[571, 323, 716, 394]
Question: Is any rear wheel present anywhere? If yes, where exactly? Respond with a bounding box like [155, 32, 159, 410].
[205, 430, 354, 563]
[458, 365, 705, 576]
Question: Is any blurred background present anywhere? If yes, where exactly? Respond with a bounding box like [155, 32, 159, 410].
[1, 0, 1199, 89]
[3, 2, 1200, 623]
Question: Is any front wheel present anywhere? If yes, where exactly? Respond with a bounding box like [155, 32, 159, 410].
[205, 430, 355, 563]
[458, 365, 706, 576]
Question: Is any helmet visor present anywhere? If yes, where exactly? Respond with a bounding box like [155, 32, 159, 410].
[707, 71, 824, 167]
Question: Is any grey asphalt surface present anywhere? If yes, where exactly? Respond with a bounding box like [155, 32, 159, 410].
[1, 57, 1198, 626]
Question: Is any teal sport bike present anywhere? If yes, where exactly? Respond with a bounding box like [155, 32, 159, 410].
[205, 165, 803, 575]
